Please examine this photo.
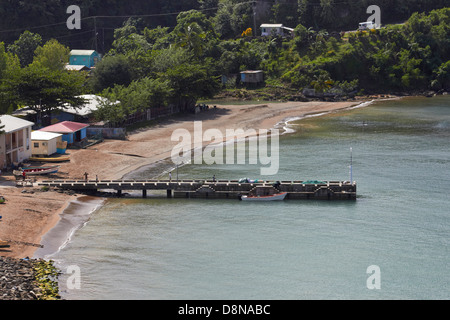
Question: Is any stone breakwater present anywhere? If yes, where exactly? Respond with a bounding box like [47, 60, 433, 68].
[0, 257, 57, 300]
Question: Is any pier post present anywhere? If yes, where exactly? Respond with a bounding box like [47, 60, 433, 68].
[167, 189, 172, 198]
[117, 190, 122, 197]
[143, 189, 147, 198]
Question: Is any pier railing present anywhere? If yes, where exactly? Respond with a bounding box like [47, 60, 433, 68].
[39, 179, 357, 200]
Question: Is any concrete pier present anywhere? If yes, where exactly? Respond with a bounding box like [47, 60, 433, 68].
[38, 179, 357, 200]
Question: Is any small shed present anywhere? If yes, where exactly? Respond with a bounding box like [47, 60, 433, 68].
[39, 121, 89, 145]
[240, 70, 264, 84]
[69, 50, 101, 68]
[31, 131, 62, 156]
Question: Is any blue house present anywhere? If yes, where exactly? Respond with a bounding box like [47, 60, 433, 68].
[39, 121, 89, 145]
[69, 50, 101, 68]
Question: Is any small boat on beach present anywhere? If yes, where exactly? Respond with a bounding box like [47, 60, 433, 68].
[0, 240, 10, 248]
[240, 192, 287, 201]
[18, 165, 60, 175]
[28, 155, 70, 162]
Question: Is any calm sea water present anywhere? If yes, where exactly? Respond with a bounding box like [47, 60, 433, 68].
[36, 96, 450, 300]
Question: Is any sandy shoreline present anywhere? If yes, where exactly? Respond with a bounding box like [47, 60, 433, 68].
[0, 99, 370, 259]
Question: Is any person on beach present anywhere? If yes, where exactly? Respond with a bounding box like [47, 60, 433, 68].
[212, 175, 216, 182]
[169, 172, 172, 181]
[84, 172, 89, 181]
[22, 170, 26, 181]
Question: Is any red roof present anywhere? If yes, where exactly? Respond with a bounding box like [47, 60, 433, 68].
[39, 121, 89, 133]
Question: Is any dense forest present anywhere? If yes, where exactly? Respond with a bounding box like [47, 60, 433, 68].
[0, 1, 449, 123]
[0, 0, 448, 51]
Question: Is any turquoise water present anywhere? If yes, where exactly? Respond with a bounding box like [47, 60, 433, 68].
[40, 96, 450, 300]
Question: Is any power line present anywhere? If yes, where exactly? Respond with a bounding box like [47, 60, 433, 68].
[0, 1, 259, 35]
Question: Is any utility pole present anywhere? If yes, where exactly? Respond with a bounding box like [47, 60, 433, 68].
[94, 17, 98, 52]
[253, 1, 257, 36]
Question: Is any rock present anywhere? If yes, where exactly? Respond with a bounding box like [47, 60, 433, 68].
[0, 257, 56, 300]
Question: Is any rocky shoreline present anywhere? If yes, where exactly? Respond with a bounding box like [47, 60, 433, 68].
[0, 257, 60, 300]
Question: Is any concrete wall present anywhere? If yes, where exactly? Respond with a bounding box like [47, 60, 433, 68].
[87, 127, 127, 140]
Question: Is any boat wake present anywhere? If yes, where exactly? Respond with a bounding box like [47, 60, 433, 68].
[275, 100, 382, 135]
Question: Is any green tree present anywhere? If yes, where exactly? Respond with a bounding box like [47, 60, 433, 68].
[0, 42, 7, 81]
[7, 31, 42, 67]
[431, 60, 450, 90]
[213, 0, 234, 38]
[164, 62, 220, 112]
[174, 10, 216, 38]
[213, 0, 252, 39]
[143, 26, 171, 50]
[33, 39, 70, 71]
[176, 22, 207, 57]
[0, 43, 22, 113]
[95, 77, 173, 123]
[89, 55, 133, 92]
[151, 47, 193, 73]
[7, 63, 86, 118]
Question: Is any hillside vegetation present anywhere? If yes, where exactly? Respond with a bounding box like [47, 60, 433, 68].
[0, 1, 448, 123]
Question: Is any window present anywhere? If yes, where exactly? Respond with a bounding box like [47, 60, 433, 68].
[34, 142, 40, 148]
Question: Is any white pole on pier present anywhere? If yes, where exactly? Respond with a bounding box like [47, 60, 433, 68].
[349, 147, 353, 183]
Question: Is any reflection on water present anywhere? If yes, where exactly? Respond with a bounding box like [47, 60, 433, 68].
[49, 96, 450, 300]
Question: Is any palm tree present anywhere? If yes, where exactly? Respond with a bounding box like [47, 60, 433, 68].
[176, 22, 206, 58]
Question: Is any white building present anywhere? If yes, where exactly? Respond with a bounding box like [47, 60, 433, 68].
[260, 24, 294, 37]
[0, 115, 34, 168]
[31, 131, 63, 156]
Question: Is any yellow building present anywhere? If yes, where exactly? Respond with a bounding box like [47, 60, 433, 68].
[31, 131, 63, 157]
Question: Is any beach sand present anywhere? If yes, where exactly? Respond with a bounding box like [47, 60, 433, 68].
[0, 100, 364, 258]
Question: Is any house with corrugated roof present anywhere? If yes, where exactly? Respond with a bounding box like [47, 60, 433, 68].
[39, 121, 89, 146]
[52, 94, 105, 123]
[240, 70, 264, 85]
[14, 94, 108, 124]
[69, 50, 101, 68]
[0, 115, 34, 168]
